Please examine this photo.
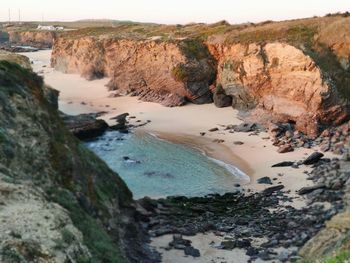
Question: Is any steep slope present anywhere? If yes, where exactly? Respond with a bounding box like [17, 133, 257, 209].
[207, 42, 348, 137]
[51, 37, 216, 106]
[0, 50, 31, 69]
[0, 60, 153, 262]
[8, 30, 57, 48]
[49, 15, 350, 136]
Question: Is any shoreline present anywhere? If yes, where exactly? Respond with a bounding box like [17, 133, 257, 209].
[20, 49, 345, 263]
[21, 49, 330, 196]
[148, 131, 252, 183]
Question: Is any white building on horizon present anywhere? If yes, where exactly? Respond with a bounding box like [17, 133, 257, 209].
[37, 25, 64, 31]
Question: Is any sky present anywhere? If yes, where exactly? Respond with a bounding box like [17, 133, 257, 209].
[1, 0, 350, 24]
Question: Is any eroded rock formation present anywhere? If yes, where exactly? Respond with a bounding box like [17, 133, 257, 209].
[8, 30, 57, 48]
[51, 37, 216, 106]
[51, 35, 350, 136]
[207, 42, 349, 137]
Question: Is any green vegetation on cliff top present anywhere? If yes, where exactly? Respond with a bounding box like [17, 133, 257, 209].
[41, 12, 346, 45]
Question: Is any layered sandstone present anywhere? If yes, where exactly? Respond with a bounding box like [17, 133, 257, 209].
[207, 42, 349, 137]
[8, 30, 57, 48]
[51, 37, 216, 106]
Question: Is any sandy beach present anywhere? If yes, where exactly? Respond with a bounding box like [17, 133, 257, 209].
[25, 50, 328, 194]
[22, 49, 334, 262]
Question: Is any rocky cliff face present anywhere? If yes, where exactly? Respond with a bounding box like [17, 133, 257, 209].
[0, 50, 31, 69]
[51, 37, 216, 106]
[0, 60, 154, 262]
[51, 35, 349, 136]
[207, 42, 349, 137]
[49, 16, 350, 136]
[9, 31, 57, 48]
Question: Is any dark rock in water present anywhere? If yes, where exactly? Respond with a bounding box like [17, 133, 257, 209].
[200, 132, 206, 136]
[144, 171, 174, 178]
[110, 112, 130, 132]
[257, 177, 272, 185]
[213, 85, 232, 108]
[61, 113, 109, 140]
[298, 184, 326, 195]
[184, 246, 200, 257]
[110, 112, 129, 122]
[272, 161, 294, 167]
[303, 152, 324, 165]
[118, 128, 129, 134]
[123, 156, 141, 164]
[234, 141, 244, 145]
[209, 127, 219, 132]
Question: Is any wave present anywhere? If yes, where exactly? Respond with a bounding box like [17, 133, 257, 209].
[208, 157, 250, 183]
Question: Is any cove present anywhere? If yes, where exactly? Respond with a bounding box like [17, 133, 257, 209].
[86, 130, 249, 199]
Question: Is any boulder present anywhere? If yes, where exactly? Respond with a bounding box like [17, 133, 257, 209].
[277, 144, 294, 153]
[298, 184, 326, 195]
[272, 161, 295, 167]
[234, 122, 257, 132]
[184, 246, 200, 257]
[303, 152, 324, 165]
[61, 113, 109, 140]
[110, 113, 130, 132]
[257, 177, 273, 185]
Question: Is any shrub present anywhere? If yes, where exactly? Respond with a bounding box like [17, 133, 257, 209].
[171, 64, 190, 82]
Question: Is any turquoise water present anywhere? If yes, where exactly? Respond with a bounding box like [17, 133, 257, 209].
[85, 131, 249, 199]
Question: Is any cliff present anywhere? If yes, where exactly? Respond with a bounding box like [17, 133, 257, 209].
[207, 42, 348, 137]
[8, 30, 57, 48]
[51, 37, 215, 106]
[0, 59, 154, 262]
[0, 50, 31, 69]
[49, 16, 350, 136]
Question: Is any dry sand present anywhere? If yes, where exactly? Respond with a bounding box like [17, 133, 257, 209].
[22, 49, 334, 262]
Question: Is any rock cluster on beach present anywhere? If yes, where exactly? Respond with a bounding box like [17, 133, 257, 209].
[206, 119, 350, 158]
[139, 157, 350, 262]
